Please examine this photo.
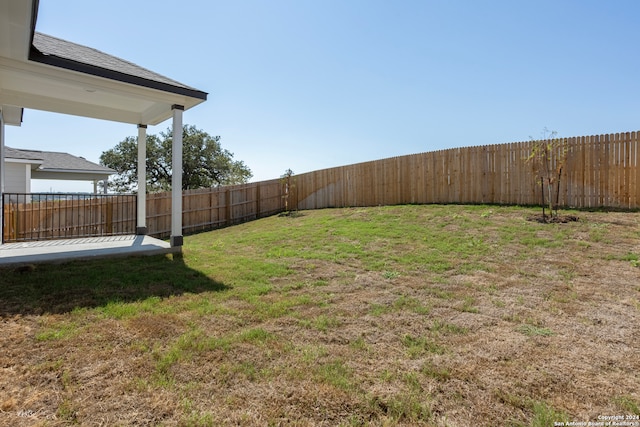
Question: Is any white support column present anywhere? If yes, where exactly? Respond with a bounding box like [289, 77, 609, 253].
[0, 109, 4, 239]
[170, 105, 184, 247]
[137, 124, 148, 235]
[0, 109, 5, 195]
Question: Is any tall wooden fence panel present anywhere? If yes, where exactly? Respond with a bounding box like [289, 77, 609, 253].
[145, 178, 285, 238]
[293, 131, 639, 211]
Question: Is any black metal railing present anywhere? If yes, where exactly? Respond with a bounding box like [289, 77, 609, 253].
[2, 193, 137, 243]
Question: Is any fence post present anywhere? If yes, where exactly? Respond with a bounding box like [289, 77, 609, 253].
[256, 182, 261, 219]
[225, 188, 232, 226]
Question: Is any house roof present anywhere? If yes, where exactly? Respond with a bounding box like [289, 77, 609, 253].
[0, 0, 207, 126]
[5, 146, 115, 176]
[30, 32, 207, 100]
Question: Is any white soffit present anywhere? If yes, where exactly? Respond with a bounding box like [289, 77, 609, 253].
[0, 56, 204, 125]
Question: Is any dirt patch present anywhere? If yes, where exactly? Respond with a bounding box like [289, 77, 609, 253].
[527, 213, 580, 223]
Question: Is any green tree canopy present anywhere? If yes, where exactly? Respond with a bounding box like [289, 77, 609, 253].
[100, 125, 252, 193]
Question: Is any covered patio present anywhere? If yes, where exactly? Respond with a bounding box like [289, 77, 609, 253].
[0, 234, 179, 267]
[0, 0, 207, 261]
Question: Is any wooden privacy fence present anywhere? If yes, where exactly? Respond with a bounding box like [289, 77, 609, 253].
[3, 131, 639, 242]
[1, 179, 285, 242]
[291, 131, 640, 211]
[146, 178, 285, 238]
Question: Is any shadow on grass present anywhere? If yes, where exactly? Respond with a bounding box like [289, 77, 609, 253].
[0, 254, 229, 316]
[278, 210, 304, 218]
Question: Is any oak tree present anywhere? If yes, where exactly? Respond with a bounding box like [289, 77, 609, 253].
[100, 125, 252, 193]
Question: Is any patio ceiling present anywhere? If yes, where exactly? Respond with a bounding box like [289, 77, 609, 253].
[0, 0, 207, 126]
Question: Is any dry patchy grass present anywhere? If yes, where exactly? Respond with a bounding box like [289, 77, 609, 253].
[1, 205, 639, 426]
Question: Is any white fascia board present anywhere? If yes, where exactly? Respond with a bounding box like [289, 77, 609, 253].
[5, 157, 43, 166]
[32, 170, 112, 181]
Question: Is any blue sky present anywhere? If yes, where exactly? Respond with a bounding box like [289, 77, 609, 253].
[6, 0, 640, 192]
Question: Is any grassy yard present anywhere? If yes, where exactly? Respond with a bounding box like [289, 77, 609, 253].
[1, 204, 639, 426]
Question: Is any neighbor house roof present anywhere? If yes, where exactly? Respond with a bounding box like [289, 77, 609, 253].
[4, 146, 41, 162]
[5, 146, 115, 178]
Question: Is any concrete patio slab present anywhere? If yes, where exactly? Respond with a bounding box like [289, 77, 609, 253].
[0, 235, 179, 267]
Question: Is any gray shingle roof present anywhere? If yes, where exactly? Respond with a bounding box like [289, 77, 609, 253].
[4, 147, 42, 162]
[5, 147, 115, 174]
[30, 32, 207, 100]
